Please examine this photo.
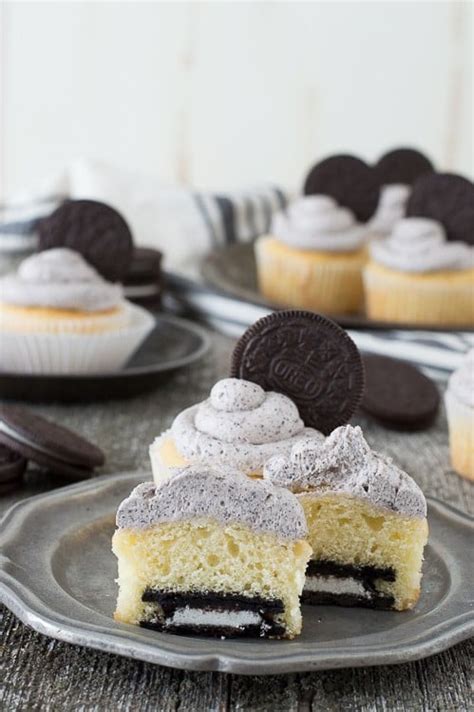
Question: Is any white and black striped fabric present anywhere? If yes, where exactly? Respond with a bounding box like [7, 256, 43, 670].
[1, 163, 471, 380]
[164, 274, 473, 381]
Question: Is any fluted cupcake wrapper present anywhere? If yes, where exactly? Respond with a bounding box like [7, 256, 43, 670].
[364, 262, 474, 327]
[0, 303, 155, 374]
[255, 236, 366, 315]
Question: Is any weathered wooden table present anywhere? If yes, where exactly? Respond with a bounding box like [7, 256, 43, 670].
[1, 330, 472, 711]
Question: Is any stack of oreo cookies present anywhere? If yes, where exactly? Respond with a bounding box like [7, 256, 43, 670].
[0, 405, 105, 494]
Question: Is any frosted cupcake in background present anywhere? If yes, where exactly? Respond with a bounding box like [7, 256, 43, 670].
[255, 196, 369, 314]
[0, 248, 154, 373]
[445, 350, 474, 481]
[364, 218, 474, 326]
[255, 155, 381, 315]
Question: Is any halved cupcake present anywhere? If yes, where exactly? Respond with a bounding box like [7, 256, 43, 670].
[112, 465, 312, 638]
[264, 425, 428, 611]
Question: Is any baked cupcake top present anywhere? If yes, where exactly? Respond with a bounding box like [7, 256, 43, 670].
[0, 248, 123, 312]
[116, 465, 308, 540]
[272, 196, 367, 252]
[369, 184, 411, 236]
[370, 218, 474, 273]
[264, 424, 427, 518]
[447, 350, 474, 409]
[166, 378, 324, 472]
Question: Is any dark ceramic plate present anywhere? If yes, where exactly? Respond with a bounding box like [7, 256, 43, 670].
[201, 243, 474, 331]
[0, 315, 210, 403]
[0, 472, 472, 674]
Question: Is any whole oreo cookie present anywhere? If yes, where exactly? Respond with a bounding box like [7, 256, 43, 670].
[303, 155, 380, 222]
[231, 310, 364, 435]
[38, 199, 134, 281]
[374, 148, 434, 186]
[407, 173, 474, 245]
[0, 405, 105, 480]
[361, 355, 439, 431]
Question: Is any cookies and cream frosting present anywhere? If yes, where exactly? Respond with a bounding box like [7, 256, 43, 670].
[272, 196, 367, 252]
[0, 248, 123, 311]
[370, 218, 474, 273]
[446, 349, 474, 409]
[369, 184, 411, 235]
[116, 465, 308, 540]
[166, 378, 323, 472]
[264, 424, 427, 518]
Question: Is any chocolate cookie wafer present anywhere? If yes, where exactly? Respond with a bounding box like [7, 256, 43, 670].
[231, 310, 364, 435]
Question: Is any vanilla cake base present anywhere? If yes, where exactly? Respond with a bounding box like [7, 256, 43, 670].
[299, 493, 428, 610]
[113, 519, 310, 638]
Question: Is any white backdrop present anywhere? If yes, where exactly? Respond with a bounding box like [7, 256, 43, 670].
[1, 1, 472, 198]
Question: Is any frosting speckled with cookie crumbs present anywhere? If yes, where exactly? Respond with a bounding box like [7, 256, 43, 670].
[264, 425, 427, 518]
[116, 465, 308, 540]
[0, 248, 123, 311]
[165, 378, 324, 473]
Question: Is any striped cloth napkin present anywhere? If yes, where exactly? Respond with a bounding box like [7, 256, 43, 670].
[1, 159, 471, 379]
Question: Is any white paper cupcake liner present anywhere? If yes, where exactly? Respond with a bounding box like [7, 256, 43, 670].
[0, 303, 155, 374]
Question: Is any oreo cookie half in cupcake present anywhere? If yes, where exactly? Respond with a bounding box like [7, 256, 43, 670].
[38, 199, 134, 282]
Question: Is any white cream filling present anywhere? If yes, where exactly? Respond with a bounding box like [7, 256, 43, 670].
[167, 606, 262, 628]
[305, 575, 370, 598]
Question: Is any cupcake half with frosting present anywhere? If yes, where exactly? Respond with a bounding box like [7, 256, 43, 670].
[255, 195, 370, 314]
[445, 350, 474, 481]
[112, 465, 312, 639]
[264, 425, 428, 611]
[364, 218, 474, 326]
[149, 377, 324, 484]
[0, 248, 154, 373]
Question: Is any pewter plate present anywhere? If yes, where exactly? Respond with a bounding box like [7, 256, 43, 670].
[0, 473, 473, 675]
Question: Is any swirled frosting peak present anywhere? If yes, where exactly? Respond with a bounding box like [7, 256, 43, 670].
[169, 378, 324, 472]
[116, 465, 308, 540]
[370, 217, 474, 273]
[264, 425, 427, 518]
[447, 349, 474, 408]
[0, 248, 123, 311]
[272, 196, 366, 252]
[369, 184, 410, 235]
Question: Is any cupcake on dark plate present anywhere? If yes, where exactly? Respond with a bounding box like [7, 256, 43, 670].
[364, 173, 474, 326]
[255, 155, 380, 314]
[0, 248, 154, 373]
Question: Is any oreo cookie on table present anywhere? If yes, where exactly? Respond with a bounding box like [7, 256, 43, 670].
[303, 154, 380, 222]
[361, 355, 440, 431]
[38, 199, 134, 282]
[374, 148, 434, 186]
[0, 443, 27, 496]
[231, 310, 364, 435]
[0, 405, 105, 480]
[407, 173, 474, 245]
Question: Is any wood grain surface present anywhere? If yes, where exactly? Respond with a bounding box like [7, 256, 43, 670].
[0, 330, 472, 712]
